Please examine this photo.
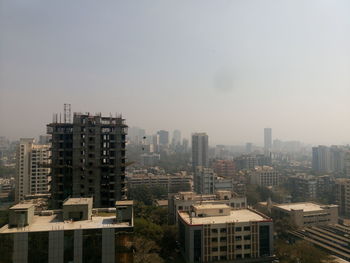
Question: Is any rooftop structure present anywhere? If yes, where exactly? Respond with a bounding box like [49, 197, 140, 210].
[0, 197, 134, 263]
[168, 190, 247, 224]
[178, 204, 273, 262]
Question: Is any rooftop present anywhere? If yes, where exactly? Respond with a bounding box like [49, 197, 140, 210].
[116, 200, 133, 206]
[10, 203, 34, 210]
[179, 208, 270, 225]
[0, 214, 131, 234]
[274, 202, 336, 212]
[63, 198, 92, 206]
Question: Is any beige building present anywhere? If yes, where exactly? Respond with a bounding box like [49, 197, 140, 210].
[178, 204, 274, 263]
[169, 190, 247, 224]
[0, 197, 134, 263]
[15, 138, 50, 203]
[336, 178, 350, 218]
[267, 202, 338, 227]
[249, 166, 279, 187]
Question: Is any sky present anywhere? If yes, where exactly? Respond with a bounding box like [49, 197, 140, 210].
[1, 0, 350, 146]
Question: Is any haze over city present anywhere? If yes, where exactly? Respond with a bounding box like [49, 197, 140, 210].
[1, 0, 350, 145]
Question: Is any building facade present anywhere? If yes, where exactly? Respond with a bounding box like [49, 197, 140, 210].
[47, 113, 127, 208]
[264, 128, 272, 154]
[178, 204, 274, 263]
[269, 202, 338, 228]
[15, 138, 50, 203]
[192, 133, 209, 170]
[0, 198, 134, 263]
[249, 166, 279, 187]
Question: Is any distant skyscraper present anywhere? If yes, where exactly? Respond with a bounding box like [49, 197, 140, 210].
[47, 113, 127, 208]
[264, 128, 272, 153]
[172, 129, 181, 146]
[246, 142, 253, 153]
[15, 138, 50, 203]
[157, 130, 169, 146]
[192, 132, 209, 170]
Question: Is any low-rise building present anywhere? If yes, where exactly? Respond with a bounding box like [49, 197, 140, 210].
[126, 172, 192, 193]
[169, 190, 247, 224]
[178, 204, 274, 262]
[0, 197, 134, 263]
[267, 202, 338, 227]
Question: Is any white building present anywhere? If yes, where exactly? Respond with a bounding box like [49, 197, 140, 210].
[169, 190, 247, 224]
[178, 204, 274, 262]
[15, 139, 50, 203]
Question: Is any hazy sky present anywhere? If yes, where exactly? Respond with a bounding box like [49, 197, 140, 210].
[1, 0, 350, 146]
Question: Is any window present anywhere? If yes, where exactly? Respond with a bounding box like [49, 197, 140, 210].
[236, 245, 242, 249]
[220, 237, 227, 242]
[236, 254, 242, 259]
[220, 246, 227, 251]
[244, 226, 250, 231]
[244, 244, 251, 249]
[244, 253, 251, 258]
[244, 235, 251, 240]
[220, 228, 227, 233]
[219, 209, 223, 213]
[235, 227, 242, 232]
[212, 247, 218, 252]
[211, 229, 218, 233]
[235, 236, 242, 241]
[211, 237, 218, 242]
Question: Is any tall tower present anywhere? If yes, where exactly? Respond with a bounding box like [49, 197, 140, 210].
[15, 138, 50, 203]
[192, 133, 209, 171]
[264, 128, 272, 154]
[48, 112, 127, 208]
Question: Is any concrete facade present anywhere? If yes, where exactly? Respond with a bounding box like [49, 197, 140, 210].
[47, 113, 127, 208]
[178, 204, 274, 263]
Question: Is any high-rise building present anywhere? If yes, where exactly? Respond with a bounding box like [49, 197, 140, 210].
[157, 130, 169, 146]
[194, 167, 215, 194]
[192, 132, 209, 170]
[336, 178, 350, 217]
[47, 113, 127, 208]
[172, 129, 181, 146]
[264, 128, 272, 154]
[245, 142, 253, 153]
[15, 138, 50, 203]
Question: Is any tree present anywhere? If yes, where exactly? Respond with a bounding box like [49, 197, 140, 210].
[134, 237, 164, 263]
[134, 218, 163, 243]
[275, 240, 335, 263]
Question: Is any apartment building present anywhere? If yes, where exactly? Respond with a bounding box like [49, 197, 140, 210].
[178, 204, 274, 263]
[249, 166, 279, 187]
[47, 113, 127, 208]
[15, 138, 50, 203]
[126, 172, 192, 194]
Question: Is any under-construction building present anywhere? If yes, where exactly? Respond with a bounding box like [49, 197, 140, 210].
[47, 110, 127, 208]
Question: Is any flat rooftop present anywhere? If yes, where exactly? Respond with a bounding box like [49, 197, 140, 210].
[274, 202, 331, 212]
[63, 198, 91, 206]
[0, 214, 131, 234]
[116, 200, 133, 206]
[179, 209, 270, 225]
[10, 203, 34, 210]
[194, 204, 230, 210]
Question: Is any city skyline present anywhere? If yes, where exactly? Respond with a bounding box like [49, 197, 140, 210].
[1, 0, 350, 145]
